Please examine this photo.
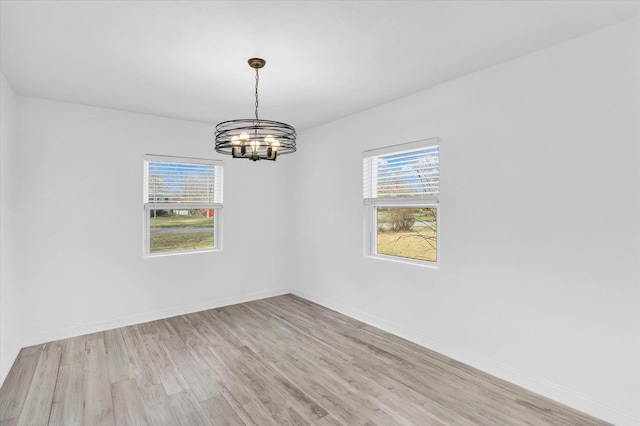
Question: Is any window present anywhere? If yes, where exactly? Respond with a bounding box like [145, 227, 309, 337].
[363, 138, 439, 266]
[143, 155, 223, 256]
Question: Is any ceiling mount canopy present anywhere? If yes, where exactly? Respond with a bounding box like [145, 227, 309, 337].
[214, 57, 297, 162]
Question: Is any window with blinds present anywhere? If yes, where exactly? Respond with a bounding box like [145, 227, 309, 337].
[363, 143, 438, 201]
[143, 155, 223, 256]
[144, 158, 223, 206]
[363, 138, 439, 267]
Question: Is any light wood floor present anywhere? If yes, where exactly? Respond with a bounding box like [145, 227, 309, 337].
[0, 294, 608, 426]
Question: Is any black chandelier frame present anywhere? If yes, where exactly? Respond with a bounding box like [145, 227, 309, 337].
[214, 58, 297, 162]
[214, 119, 296, 161]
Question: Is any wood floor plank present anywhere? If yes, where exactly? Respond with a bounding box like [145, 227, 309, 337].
[49, 362, 84, 426]
[168, 391, 210, 426]
[242, 301, 452, 425]
[119, 326, 161, 389]
[0, 294, 611, 426]
[246, 343, 397, 425]
[103, 329, 132, 385]
[141, 384, 181, 426]
[232, 303, 450, 425]
[59, 336, 86, 367]
[157, 319, 219, 402]
[111, 379, 149, 426]
[215, 390, 258, 426]
[16, 342, 62, 426]
[198, 394, 244, 426]
[240, 400, 280, 426]
[83, 333, 114, 426]
[138, 324, 189, 396]
[0, 418, 18, 426]
[184, 313, 255, 407]
[0, 345, 42, 421]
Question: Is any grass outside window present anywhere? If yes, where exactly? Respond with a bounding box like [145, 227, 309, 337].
[149, 209, 215, 254]
[376, 207, 437, 263]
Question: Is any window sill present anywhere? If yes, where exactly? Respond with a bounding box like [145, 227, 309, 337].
[365, 253, 440, 270]
[144, 248, 222, 259]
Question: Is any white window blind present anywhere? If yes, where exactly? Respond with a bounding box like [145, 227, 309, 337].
[144, 157, 223, 206]
[364, 141, 439, 201]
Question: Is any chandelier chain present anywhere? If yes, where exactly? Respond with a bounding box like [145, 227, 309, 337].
[254, 68, 259, 121]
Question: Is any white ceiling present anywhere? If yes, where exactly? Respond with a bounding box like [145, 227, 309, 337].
[1, 1, 638, 132]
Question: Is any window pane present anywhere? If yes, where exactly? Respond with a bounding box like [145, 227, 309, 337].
[149, 209, 214, 254]
[376, 207, 437, 262]
[364, 144, 439, 199]
[145, 161, 221, 204]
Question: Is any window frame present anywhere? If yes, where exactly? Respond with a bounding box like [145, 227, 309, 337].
[143, 154, 223, 258]
[363, 138, 439, 269]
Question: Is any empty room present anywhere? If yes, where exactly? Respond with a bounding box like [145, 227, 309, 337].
[0, 1, 639, 425]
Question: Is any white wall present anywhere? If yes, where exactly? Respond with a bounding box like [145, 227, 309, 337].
[0, 73, 21, 383]
[11, 97, 295, 346]
[1, 15, 638, 426]
[292, 17, 640, 425]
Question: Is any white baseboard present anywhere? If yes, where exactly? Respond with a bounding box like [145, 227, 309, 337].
[19, 288, 294, 348]
[5, 288, 638, 425]
[0, 344, 22, 388]
[1, 288, 292, 388]
[291, 289, 640, 426]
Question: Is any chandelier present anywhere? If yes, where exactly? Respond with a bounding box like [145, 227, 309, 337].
[214, 58, 296, 161]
